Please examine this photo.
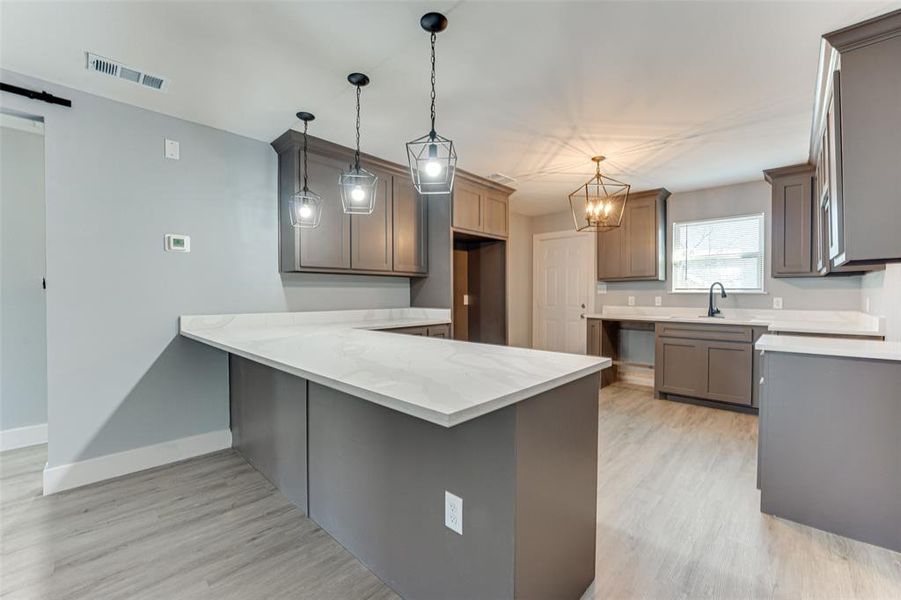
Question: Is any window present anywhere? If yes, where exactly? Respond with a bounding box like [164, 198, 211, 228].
[672, 213, 765, 293]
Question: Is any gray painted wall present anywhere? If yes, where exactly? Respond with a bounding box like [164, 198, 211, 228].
[861, 264, 901, 342]
[0, 70, 409, 468]
[1, 116, 47, 431]
[506, 211, 532, 348]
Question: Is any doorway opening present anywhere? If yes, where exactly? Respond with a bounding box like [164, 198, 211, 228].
[452, 231, 507, 344]
[0, 112, 48, 451]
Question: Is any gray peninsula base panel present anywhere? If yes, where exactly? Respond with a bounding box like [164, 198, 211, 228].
[229, 355, 600, 600]
[759, 352, 901, 553]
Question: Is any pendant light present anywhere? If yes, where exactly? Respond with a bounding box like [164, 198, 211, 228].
[569, 156, 630, 232]
[339, 73, 378, 215]
[406, 12, 457, 195]
[289, 112, 323, 228]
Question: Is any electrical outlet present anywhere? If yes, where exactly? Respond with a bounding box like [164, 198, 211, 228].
[654, 296, 662, 306]
[628, 296, 636, 306]
[444, 491, 463, 535]
[596, 282, 607, 294]
[164, 138, 180, 160]
[773, 297, 783, 310]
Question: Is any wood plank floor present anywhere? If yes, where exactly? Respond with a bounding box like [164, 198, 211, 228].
[2, 383, 899, 599]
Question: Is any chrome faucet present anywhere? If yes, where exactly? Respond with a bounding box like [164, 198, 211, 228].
[708, 282, 727, 317]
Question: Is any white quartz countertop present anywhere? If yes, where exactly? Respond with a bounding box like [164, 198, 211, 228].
[756, 334, 901, 362]
[180, 308, 610, 427]
[585, 307, 884, 337]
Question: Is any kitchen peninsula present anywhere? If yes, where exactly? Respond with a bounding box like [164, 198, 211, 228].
[180, 308, 611, 600]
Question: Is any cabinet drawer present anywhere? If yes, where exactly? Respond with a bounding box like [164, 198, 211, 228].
[385, 326, 428, 336]
[655, 322, 753, 343]
[427, 324, 450, 338]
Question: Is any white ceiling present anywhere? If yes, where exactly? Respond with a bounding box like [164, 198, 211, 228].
[2, 0, 899, 215]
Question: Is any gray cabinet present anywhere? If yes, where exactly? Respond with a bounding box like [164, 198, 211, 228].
[654, 322, 754, 407]
[272, 130, 429, 277]
[392, 176, 428, 274]
[765, 164, 815, 277]
[451, 179, 510, 239]
[351, 169, 393, 272]
[383, 324, 450, 338]
[300, 153, 352, 270]
[596, 188, 669, 281]
[823, 13, 901, 266]
[586, 319, 602, 357]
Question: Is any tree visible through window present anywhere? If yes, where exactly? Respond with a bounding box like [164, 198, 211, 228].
[672, 214, 765, 292]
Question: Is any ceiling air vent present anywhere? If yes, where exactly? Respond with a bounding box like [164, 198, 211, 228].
[86, 52, 170, 92]
[488, 172, 517, 186]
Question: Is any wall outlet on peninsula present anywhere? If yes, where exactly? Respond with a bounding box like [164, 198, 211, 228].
[445, 491, 463, 535]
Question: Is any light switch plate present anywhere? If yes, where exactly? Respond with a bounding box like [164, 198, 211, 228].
[654, 296, 662, 306]
[164, 138, 180, 160]
[444, 491, 463, 535]
[773, 297, 783, 309]
[164, 233, 190, 252]
[628, 296, 636, 306]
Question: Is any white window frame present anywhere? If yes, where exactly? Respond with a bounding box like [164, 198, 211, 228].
[670, 213, 766, 294]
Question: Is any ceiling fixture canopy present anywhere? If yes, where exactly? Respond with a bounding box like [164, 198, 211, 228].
[340, 72, 378, 215]
[290, 111, 323, 229]
[406, 12, 457, 195]
[570, 156, 630, 232]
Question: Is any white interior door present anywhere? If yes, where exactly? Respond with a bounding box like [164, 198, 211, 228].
[533, 232, 594, 353]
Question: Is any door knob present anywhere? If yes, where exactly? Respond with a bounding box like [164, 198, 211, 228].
[581, 303, 586, 309]
[580, 314, 585, 319]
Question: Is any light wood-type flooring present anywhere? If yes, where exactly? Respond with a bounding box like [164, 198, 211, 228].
[2, 383, 899, 599]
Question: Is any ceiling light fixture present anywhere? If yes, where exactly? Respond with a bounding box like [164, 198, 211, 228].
[406, 12, 456, 195]
[339, 73, 378, 215]
[570, 156, 630, 232]
[289, 111, 323, 229]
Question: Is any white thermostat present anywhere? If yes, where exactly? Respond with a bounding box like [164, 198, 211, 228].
[164, 234, 190, 252]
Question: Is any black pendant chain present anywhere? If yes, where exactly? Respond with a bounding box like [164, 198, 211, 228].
[429, 32, 437, 138]
[354, 85, 362, 170]
[302, 120, 310, 192]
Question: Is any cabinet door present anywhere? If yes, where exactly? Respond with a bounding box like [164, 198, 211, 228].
[826, 71, 844, 262]
[427, 324, 450, 338]
[654, 337, 704, 397]
[586, 319, 601, 356]
[392, 176, 428, 274]
[300, 154, 351, 269]
[702, 341, 752, 405]
[452, 181, 483, 232]
[624, 196, 657, 278]
[351, 170, 393, 272]
[482, 192, 508, 237]
[596, 226, 624, 280]
[772, 173, 813, 276]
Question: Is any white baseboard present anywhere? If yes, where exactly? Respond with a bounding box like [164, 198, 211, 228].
[0, 423, 48, 451]
[43, 429, 232, 495]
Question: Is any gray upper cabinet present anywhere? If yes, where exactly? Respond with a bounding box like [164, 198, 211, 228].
[272, 130, 429, 277]
[300, 153, 352, 270]
[764, 164, 815, 277]
[451, 179, 510, 239]
[351, 169, 393, 272]
[596, 188, 669, 281]
[392, 176, 428, 274]
[823, 12, 901, 266]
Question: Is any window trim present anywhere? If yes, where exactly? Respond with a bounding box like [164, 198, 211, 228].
[670, 212, 767, 294]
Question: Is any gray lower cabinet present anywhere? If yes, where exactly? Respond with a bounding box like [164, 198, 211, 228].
[654, 323, 755, 407]
[586, 319, 602, 357]
[383, 323, 450, 338]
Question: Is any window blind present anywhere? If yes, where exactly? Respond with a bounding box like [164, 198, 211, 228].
[672, 213, 765, 292]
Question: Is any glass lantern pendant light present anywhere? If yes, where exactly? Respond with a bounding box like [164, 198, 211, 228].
[406, 12, 457, 195]
[339, 73, 378, 215]
[290, 111, 323, 228]
[569, 156, 631, 232]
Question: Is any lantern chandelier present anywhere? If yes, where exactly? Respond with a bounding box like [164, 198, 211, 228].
[406, 12, 457, 195]
[289, 111, 323, 229]
[569, 156, 631, 232]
